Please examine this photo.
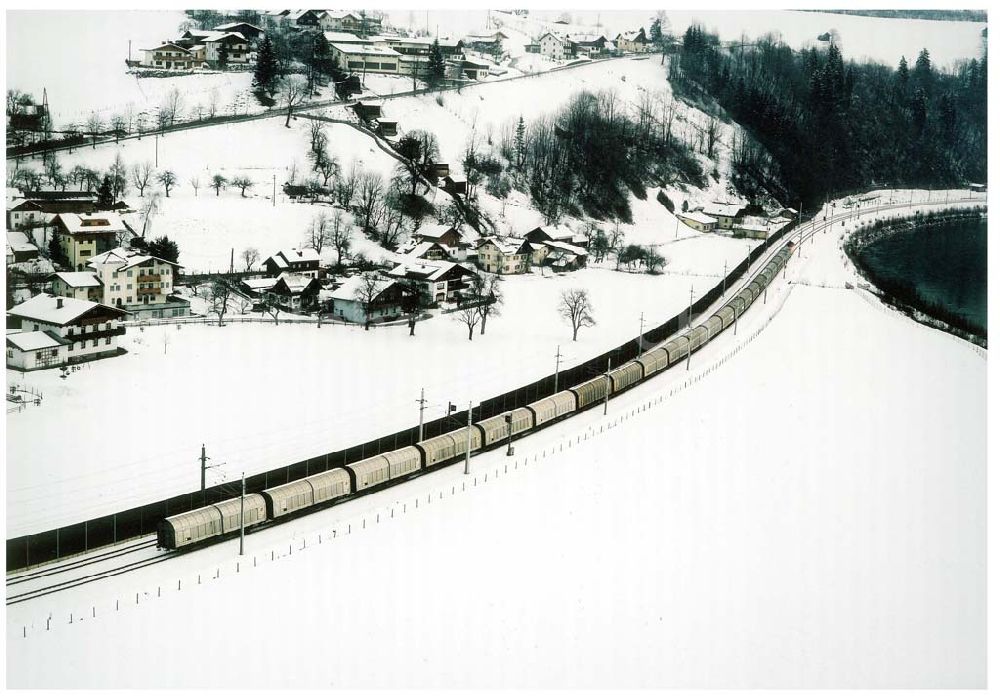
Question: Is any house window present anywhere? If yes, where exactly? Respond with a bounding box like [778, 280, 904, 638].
[91, 339, 98, 348]
[105, 337, 111, 345]
[32, 324, 39, 331]
[35, 351, 43, 360]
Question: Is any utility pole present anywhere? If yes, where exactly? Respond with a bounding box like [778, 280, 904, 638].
[603, 358, 611, 416]
[688, 285, 694, 329]
[417, 388, 426, 441]
[229, 248, 234, 274]
[674, 216, 679, 239]
[464, 401, 472, 474]
[554, 345, 562, 394]
[239, 472, 245, 556]
[722, 261, 727, 291]
[638, 312, 645, 357]
[200, 444, 207, 491]
[155, 133, 159, 167]
[272, 174, 276, 206]
[505, 413, 514, 456]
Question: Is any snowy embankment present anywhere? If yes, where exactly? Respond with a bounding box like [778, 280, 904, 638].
[6, 193, 985, 686]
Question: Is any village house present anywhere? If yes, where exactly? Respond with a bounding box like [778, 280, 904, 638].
[330, 42, 401, 74]
[240, 272, 321, 310]
[213, 22, 264, 41]
[49, 271, 103, 303]
[398, 240, 451, 261]
[329, 276, 415, 324]
[323, 30, 373, 46]
[571, 35, 610, 58]
[385, 260, 478, 304]
[414, 224, 469, 250]
[702, 202, 748, 230]
[615, 28, 649, 53]
[318, 11, 363, 32]
[7, 191, 98, 230]
[141, 42, 198, 70]
[202, 31, 250, 66]
[286, 9, 323, 27]
[523, 224, 590, 248]
[6, 230, 39, 264]
[539, 32, 572, 60]
[475, 236, 532, 275]
[6, 294, 127, 370]
[52, 212, 125, 271]
[262, 248, 321, 279]
[87, 247, 189, 319]
[458, 57, 491, 80]
[677, 210, 718, 232]
[463, 31, 508, 56]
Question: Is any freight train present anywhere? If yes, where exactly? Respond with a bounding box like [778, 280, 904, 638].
[157, 246, 793, 550]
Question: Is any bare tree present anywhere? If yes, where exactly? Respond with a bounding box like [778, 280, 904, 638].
[231, 175, 253, 197]
[705, 117, 720, 159]
[85, 113, 102, 148]
[353, 271, 384, 330]
[211, 173, 227, 195]
[328, 210, 352, 267]
[109, 113, 127, 142]
[210, 278, 232, 327]
[166, 87, 184, 126]
[335, 161, 359, 208]
[455, 302, 481, 341]
[131, 161, 154, 197]
[303, 212, 332, 254]
[472, 273, 502, 335]
[399, 278, 423, 336]
[559, 288, 596, 341]
[279, 76, 307, 128]
[109, 153, 129, 199]
[240, 247, 259, 272]
[355, 170, 385, 231]
[207, 88, 220, 118]
[189, 175, 201, 196]
[157, 170, 178, 197]
[260, 292, 282, 324]
[138, 192, 163, 238]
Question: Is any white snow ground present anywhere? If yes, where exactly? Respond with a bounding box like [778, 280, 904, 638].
[5, 192, 985, 687]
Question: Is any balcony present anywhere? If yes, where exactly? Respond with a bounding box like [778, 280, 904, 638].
[137, 274, 161, 283]
[65, 326, 126, 342]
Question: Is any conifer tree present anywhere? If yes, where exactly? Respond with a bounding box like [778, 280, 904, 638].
[253, 34, 280, 96]
[428, 39, 446, 87]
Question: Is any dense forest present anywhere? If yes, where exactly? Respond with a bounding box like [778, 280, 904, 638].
[670, 25, 988, 208]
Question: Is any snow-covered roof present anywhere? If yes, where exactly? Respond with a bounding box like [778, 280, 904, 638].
[242, 277, 279, 292]
[53, 272, 102, 288]
[6, 230, 38, 253]
[8, 294, 122, 326]
[477, 236, 529, 255]
[388, 260, 474, 282]
[88, 246, 181, 270]
[330, 43, 400, 57]
[679, 211, 718, 225]
[416, 224, 459, 241]
[200, 31, 246, 44]
[330, 275, 394, 301]
[463, 57, 491, 68]
[214, 21, 262, 32]
[56, 212, 125, 235]
[273, 248, 320, 265]
[145, 42, 191, 53]
[275, 272, 316, 294]
[703, 202, 745, 218]
[6, 330, 69, 352]
[545, 240, 588, 256]
[320, 10, 361, 21]
[323, 31, 369, 43]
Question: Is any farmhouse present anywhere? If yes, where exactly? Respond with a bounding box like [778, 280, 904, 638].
[329, 276, 414, 324]
[702, 202, 747, 229]
[262, 248, 321, 278]
[6, 230, 39, 263]
[615, 29, 649, 53]
[539, 32, 572, 60]
[141, 42, 197, 70]
[386, 260, 478, 304]
[677, 210, 718, 232]
[7, 294, 127, 368]
[475, 237, 532, 275]
[213, 22, 264, 41]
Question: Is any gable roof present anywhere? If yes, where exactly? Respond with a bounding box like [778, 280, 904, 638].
[476, 236, 531, 255]
[679, 211, 717, 225]
[52, 271, 103, 288]
[146, 42, 192, 54]
[6, 230, 38, 253]
[88, 246, 182, 270]
[214, 21, 263, 32]
[330, 275, 396, 302]
[266, 248, 321, 268]
[6, 330, 70, 352]
[387, 260, 476, 282]
[8, 294, 125, 326]
[702, 202, 746, 218]
[56, 212, 125, 235]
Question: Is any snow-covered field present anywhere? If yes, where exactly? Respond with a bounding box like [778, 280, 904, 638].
[6, 229, 755, 537]
[6, 193, 985, 687]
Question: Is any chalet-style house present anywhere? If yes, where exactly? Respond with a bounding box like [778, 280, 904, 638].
[52, 212, 125, 271]
[571, 35, 610, 58]
[146, 30, 249, 69]
[87, 247, 189, 319]
[6, 294, 127, 370]
[615, 29, 649, 53]
[329, 276, 415, 324]
[524, 225, 590, 248]
[475, 237, 532, 275]
[49, 271, 103, 303]
[385, 260, 478, 304]
[262, 248, 321, 279]
[213, 22, 264, 41]
[539, 32, 572, 60]
[142, 42, 200, 70]
[240, 272, 321, 310]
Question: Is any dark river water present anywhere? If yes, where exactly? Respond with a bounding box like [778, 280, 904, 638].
[856, 218, 987, 333]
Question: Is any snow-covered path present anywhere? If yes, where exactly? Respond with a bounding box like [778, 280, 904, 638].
[6, 192, 985, 687]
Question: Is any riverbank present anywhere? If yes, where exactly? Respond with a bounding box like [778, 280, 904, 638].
[843, 207, 987, 347]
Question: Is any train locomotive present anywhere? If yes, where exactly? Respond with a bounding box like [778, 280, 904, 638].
[158, 246, 792, 550]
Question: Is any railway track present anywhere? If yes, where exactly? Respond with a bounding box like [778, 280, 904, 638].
[5, 194, 983, 604]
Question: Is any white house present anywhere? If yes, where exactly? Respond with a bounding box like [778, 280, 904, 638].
[539, 32, 572, 60]
[330, 43, 401, 74]
[329, 276, 412, 324]
[87, 247, 189, 319]
[677, 211, 718, 232]
[7, 294, 127, 368]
